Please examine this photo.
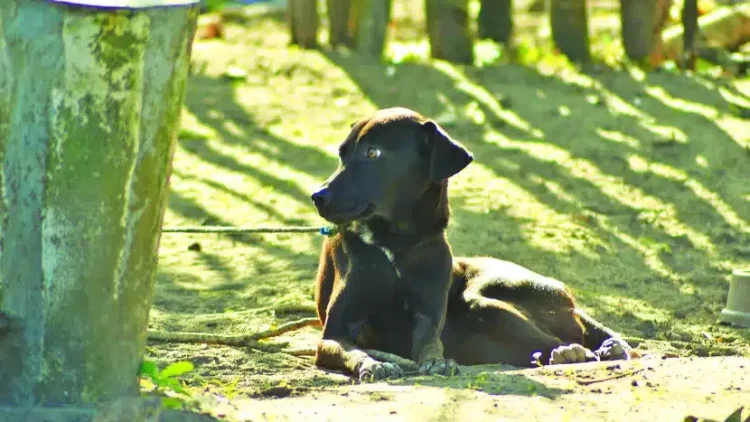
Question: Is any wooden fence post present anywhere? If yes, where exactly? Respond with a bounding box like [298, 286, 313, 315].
[425, 0, 475, 64]
[355, 0, 393, 59]
[289, 0, 319, 48]
[620, 0, 673, 65]
[549, 0, 591, 63]
[478, 0, 513, 45]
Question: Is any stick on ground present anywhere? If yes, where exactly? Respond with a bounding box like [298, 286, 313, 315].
[147, 317, 321, 351]
[576, 368, 645, 386]
[283, 347, 420, 372]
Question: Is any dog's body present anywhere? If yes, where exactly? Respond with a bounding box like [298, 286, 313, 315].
[311, 108, 631, 381]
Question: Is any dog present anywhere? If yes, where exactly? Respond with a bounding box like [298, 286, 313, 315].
[310, 107, 632, 381]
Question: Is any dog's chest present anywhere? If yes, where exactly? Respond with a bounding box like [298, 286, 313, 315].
[350, 223, 403, 278]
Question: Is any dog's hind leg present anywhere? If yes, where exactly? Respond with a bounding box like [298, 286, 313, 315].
[443, 294, 589, 367]
[575, 308, 633, 361]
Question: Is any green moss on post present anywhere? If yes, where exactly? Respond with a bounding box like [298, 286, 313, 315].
[0, 0, 199, 408]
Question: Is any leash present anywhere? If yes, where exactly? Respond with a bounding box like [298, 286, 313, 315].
[161, 225, 339, 236]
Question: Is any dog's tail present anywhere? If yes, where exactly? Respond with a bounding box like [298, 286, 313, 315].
[574, 308, 626, 351]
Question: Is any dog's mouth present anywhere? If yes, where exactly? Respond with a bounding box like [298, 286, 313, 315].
[320, 203, 375, 225]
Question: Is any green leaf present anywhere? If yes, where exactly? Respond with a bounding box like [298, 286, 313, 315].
[160, 361, 194, 379]
[161, 397, 185, 410]
[139, 361, 159, 379]
[162, 378, 189, 395]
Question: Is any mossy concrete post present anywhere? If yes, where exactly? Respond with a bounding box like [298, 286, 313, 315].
[0, 0, 199, 409]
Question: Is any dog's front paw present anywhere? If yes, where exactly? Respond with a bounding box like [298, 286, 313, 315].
[418, 358, 460, 376]
[595, 338, 632, 361]
[358, 358, 404, 382]
[549, 344, 599, 365]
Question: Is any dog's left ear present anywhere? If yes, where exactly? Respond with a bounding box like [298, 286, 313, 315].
[423, 120, 474, 182]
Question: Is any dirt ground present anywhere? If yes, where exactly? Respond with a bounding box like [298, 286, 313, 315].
[144, 2, 750, 420]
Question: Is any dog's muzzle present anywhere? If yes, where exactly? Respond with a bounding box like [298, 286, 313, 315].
[311, 187, 374, 224]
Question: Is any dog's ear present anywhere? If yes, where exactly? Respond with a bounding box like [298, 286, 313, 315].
[423, 120, 473, 182]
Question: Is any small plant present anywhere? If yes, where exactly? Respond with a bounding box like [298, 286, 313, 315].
[139, 360, 195, 410]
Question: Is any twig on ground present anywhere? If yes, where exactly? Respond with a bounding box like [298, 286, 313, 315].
[281, 347, 421, 372]
[364, 349, 420, 372]
[284, 348, 316, 357]
[147, 317, 320, 351]
[147, 330, 289, 352]
[250, 317, 321, 339]
[249, 303, 318, 316]
[576, 368, 646, 386]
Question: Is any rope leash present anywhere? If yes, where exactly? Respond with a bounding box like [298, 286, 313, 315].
[161, 225, 338, 236]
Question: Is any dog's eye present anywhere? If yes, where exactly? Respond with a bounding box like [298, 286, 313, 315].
[366, 147, 382, 160]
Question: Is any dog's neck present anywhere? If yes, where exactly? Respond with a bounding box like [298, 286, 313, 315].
[344, 181, 450, 245]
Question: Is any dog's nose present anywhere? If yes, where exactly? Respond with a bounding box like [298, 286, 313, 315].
[311, 187, 331, 208]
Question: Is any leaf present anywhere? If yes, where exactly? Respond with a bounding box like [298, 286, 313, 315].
[160, 361, 194, 379]
[724, 406, 744, 422]
[139, 360, 159, 379]
[161, 397, 185, 410]
[162, 378, 189, 396]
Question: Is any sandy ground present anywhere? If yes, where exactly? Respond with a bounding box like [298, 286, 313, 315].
[145, 2, 750, 420]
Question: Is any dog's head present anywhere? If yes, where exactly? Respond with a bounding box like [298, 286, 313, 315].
[311, 107, 473, 226]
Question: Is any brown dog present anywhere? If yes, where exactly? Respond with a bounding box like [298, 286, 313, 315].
[310, 107, 631, 381]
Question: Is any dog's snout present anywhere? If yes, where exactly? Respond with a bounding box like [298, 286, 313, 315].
[311, 187, 332, 209]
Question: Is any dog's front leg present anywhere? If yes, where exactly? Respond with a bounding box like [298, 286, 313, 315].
[316, 337, 403, 382]
[406, 251, 460, 376]
[316, 289, 403, 382]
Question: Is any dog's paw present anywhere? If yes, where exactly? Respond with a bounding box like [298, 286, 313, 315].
[595, 338, 632, 361]
[418, 357, 460, 376]
[358, 358, 404, 382]
[549, 344, 599, 365]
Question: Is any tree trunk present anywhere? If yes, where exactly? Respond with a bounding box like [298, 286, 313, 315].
[0, 0, 198, 409]
[425, 0, 475, 64]
[355, 0, 393, 59]
[478, 0, 513, 45]
[327, 0, 354, 47]
[289, 0, 319, 48]
[549, 0, 591, 63]
[620, 0, 673, 65]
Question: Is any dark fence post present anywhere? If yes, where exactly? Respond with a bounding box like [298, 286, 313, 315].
[425, 0, 475, 64]
[620, 0, 673, 64]
[355, 0, 393, 59]
[549, 0, 591, 63]
[289, 0, 319, 48]
[327, 0, 354, 47]
[478, 0, 513, 45]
